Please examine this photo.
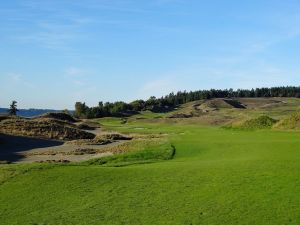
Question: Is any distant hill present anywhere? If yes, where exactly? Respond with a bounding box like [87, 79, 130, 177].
[0, 108, 73, 118]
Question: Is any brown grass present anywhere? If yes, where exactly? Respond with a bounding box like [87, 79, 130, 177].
[0, 118, 95, 140]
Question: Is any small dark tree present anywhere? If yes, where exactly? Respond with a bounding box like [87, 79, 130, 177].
[8, 100, 18, 116]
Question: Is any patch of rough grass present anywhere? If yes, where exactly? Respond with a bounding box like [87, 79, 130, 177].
[0, 164, 56, 185]
[83, 139, 175, 166]
[241, 115, 277, 129]
[225, 115, 277, 130]
[0, 167, 24, 185]
[274, 111, 300, 130]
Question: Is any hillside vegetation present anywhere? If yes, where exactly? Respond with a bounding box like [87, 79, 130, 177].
[274, 111, 300, 130]
[0, 115, 94, 140]
[231, 116, 278, 130]
[74, 86, 300, 119]
[123, 98, 300, 127]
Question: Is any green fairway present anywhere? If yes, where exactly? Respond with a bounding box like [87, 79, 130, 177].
[1, 122, 300, 224]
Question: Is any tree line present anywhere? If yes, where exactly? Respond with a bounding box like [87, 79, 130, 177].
[74, 86, 300, 118]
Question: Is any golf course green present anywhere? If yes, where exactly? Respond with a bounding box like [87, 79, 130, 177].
[1, 119, 300, 225]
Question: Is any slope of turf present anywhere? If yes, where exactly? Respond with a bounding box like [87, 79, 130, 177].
[1, 122, 300, 225]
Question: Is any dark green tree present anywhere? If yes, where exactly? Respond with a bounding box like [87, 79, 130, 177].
[74, 102, 88, 118]
[130, 100, 145, 111]
[8, 100, 18, 116]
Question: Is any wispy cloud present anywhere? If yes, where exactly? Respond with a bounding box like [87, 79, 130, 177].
[8, 73, 22, 82]
[4, 0, 188, 52]
[7, 73, 34, 88]
[4, 1, 93, 50]
[16, 33, 74, 50]
[64, 66, 93, 87]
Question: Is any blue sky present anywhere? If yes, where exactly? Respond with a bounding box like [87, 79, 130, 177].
[1, 0, 300, 109]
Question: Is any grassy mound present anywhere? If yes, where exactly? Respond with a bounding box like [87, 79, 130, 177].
[84, 140, 175, 166]
[0, 118, 95, 140]
[239, 115, 277, 129]
[38, 112, 77, 123]
[274, 111, 300, 130]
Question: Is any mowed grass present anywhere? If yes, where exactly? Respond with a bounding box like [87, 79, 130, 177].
[1, 121, 300, 224]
